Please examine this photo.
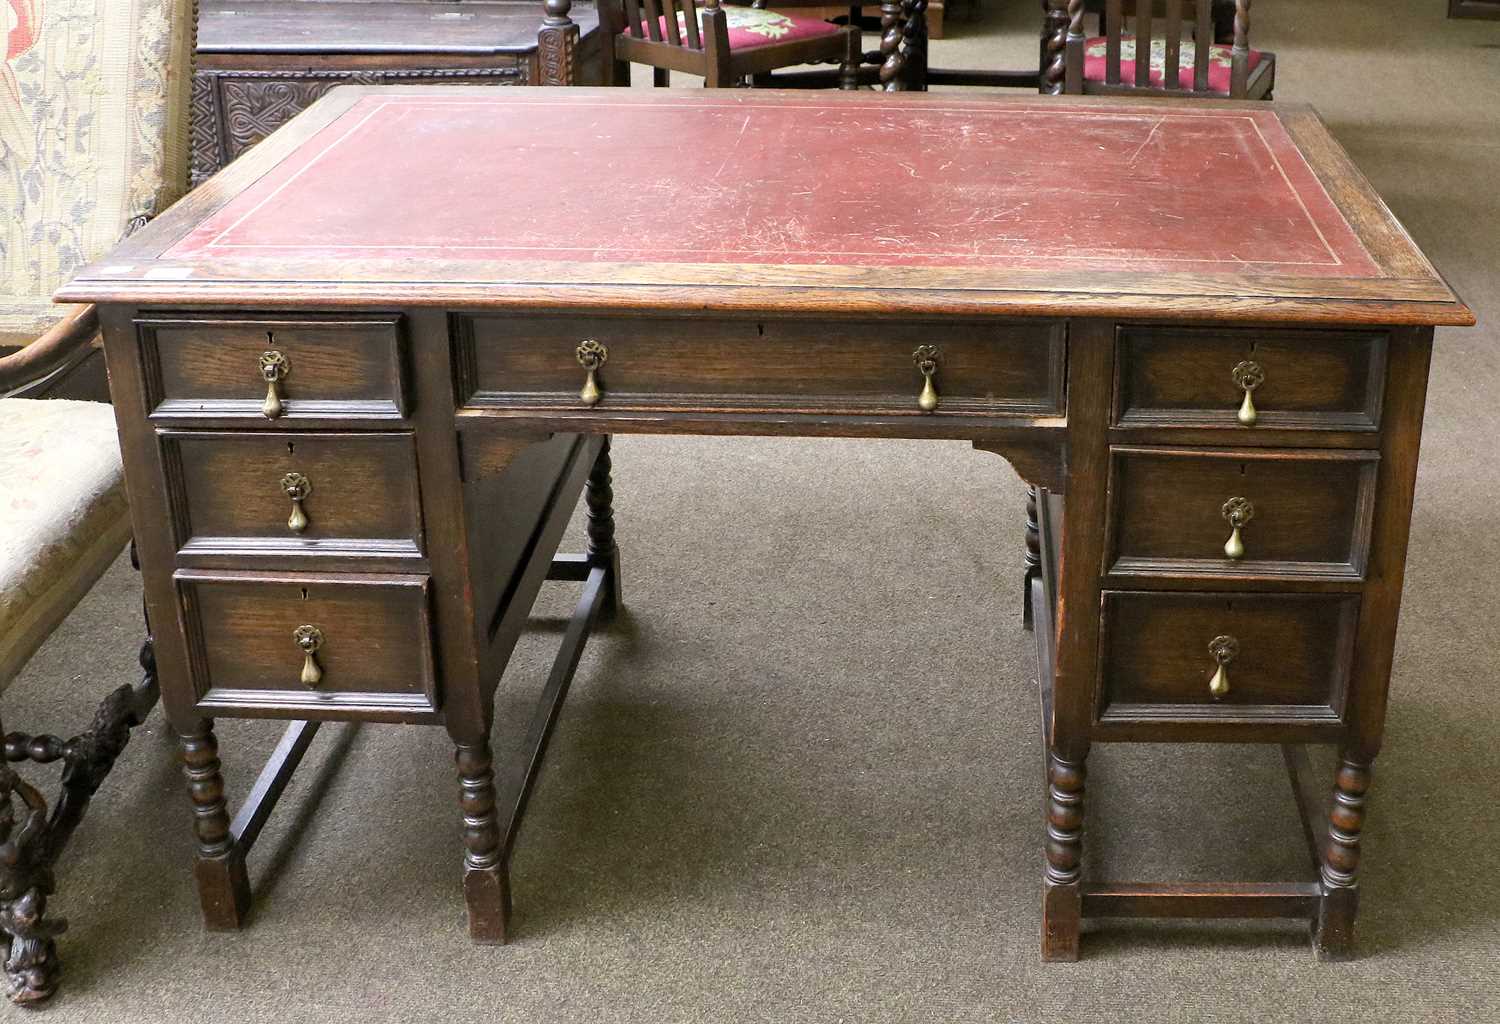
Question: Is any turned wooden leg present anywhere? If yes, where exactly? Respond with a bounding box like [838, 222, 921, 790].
[1022, 485, 1041, 631]
[839, 26, 861, 90]
[179, 722, 249, 931]
[1314, 754, 1371, 959]
[586, 436, 623, 619]
[1042, 749, 1086, 961]
[456, 740, 510, 944]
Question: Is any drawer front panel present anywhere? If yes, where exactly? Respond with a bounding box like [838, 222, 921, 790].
[177, 571, 437, 717]
[162, 431, 424, 560]
[455, 315, 1066, 417]
[1098, 591, 1357, 726]
[140, 315, 408, 421]
[1105, 447, 1378, 582]
[1114, 325, 1386, 430]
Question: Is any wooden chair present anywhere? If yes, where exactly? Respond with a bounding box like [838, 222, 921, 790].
[1062, 0, 1274, 99]
[0, 0, 195, 1006]
[599, 0, 861, 87]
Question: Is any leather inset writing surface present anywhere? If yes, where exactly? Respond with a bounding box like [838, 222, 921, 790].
[166, 93, 1378, 277]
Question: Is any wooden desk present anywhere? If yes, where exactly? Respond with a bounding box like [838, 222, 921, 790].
[59, 88, 1473, 960]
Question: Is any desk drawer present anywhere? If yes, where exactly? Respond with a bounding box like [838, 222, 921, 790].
[139, 315, 408, 421]
[162, 431, 424, 562]
[1105, 447, 1378, 583]
[1114, 325, 1386, 431]
[1097, 591, 1356, 729]
[176, 571, 437, 718]
[454, 315, 1066, 417]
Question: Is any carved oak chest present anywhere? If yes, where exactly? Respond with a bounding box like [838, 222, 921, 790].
[191, 0, 605, 183]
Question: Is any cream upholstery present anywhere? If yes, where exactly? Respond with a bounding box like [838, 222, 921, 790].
[1, 0, 196, 344]
[0, 398, 131, 686]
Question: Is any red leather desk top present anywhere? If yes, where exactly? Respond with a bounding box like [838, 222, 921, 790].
[61, 87, 1471, 324]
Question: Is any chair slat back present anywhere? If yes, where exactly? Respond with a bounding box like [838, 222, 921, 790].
[621, 0, 709, 49]
[1097, 0, 1251, 97]
[1161, 0, 1183, 90]
[1193, 0, 1212, 90]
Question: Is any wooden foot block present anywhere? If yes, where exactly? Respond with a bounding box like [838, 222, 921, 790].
[194, 848, 251, 931]
[464, 865, 513, 944]
[1313, 885, 1359, 960]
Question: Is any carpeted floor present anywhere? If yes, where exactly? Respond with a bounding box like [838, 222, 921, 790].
[8, 1, 1499, 1020]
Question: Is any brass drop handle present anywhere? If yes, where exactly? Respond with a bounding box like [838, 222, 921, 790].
[1207, 634, 1238, 699]
[1232, 360, 1264, 426]
[913, 345, 939, 412]
[576, 339, 607, 407]
[260, 350, 290, 419]
[1220, 496, 1254, 560]
[281, 472, 312, 534]
[293, 624, 324, 688]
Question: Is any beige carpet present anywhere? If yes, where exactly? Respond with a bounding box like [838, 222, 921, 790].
[8, 1, 1499, 1019]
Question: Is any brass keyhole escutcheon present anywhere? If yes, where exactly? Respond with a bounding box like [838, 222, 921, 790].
[1220, 496, 1255, 560]
[913, 345, 940, 413]
[293, 624, 324, 687]
[281, 472, 312, 534]
[576, 339, 607, 407]
[260, 350, 290, 419]
[1207, 634, 1238, 699]
[1231, 360, 1264, 426]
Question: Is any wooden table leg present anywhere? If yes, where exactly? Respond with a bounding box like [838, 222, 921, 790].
[586, 435, 623, 619]
[1314, 753, 1371, 959]
[179, 720, 252, 931]
[1041, 320, 1114, 961]
[456, 737, 511, 944]
[1022, 485, 1040, 631]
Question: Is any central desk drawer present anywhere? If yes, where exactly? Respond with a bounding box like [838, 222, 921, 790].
[1097, 591, 1357, 732]
[139, 314, 409, 421]
[161, 431, 424, 561]
[1104, 446, 1378, 583]
[454, 315, 1066, 417]
[176, 570, 437, 718]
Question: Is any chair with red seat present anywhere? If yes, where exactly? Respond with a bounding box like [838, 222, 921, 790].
[1064, 0, 1274, 99]
[601, 0, 861, 88]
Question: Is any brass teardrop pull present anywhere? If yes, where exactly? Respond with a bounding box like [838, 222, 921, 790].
[1220, 496, 1254, 560]
[913, 345, 940, 413]
[1207, 634, 1238, 699]
[1232, 360, 1264, 426]
[260, 350, 290, 419]
[293, 624, 324, 687]
[576, 339, 607, 407]
[281, 472, 312, 534]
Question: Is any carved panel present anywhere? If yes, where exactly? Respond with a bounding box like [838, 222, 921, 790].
[537, 24, 579, 86]
[192, 66, 528, 181]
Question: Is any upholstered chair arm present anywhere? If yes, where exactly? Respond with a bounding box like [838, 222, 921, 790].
[0, 305, 100, 396]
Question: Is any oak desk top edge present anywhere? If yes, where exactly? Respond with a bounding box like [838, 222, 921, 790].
[57, 86, 1475, 328]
